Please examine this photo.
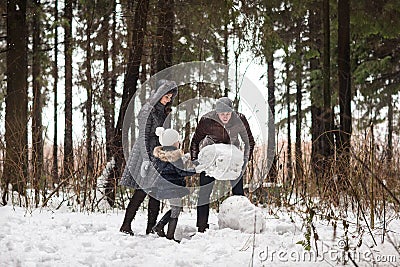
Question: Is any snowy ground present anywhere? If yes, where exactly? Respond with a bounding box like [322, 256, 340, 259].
[1, 202, 399, 267]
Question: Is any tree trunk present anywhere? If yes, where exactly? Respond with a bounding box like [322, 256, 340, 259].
[4, 0, 28, 203]
[309, 5, 324, 186]
[223, 17, 229, 97]
[109, 0, 117, 160]
[286, 62, 292, 184]
[85, 9, 94, 181]
[102, 5, 112, 162]
[267, 58, 277, 183]
[337, 0, 352, 179]
[322, 0, 334, 177]
[295, 43, 303, 190]
[52, 0, 59, 185]
[32, 0, 43, 207]
[105, 0, 150, 207]
[156, 0, 174, 72]
[387, 94, 393, 163]
[63, 0, 74, 180]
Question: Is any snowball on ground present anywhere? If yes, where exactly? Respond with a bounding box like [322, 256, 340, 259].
[218, 196, 266, 234]
[195, 144, 244, 180]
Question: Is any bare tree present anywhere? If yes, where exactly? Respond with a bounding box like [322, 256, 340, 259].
[84, 2, 95, 180]
[52, 0, 59, 184]
[63, 0, 74, 180]
[101, 2, 112, 161]
[267, 58, 277, 183]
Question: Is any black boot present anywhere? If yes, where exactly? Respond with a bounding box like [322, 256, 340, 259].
[197, 204, 210, 233]
[152, 210, 172, 237]
[166, 218, 180, 243]
[120, 190, 147, 236]
[146, 196, 160, 234]
[197, 223, 209, 233]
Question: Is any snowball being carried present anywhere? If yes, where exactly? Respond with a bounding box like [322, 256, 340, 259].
[195, 144, 244, 180]
[218, 196, 266, 234]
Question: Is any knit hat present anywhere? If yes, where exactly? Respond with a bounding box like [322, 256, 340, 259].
[215, 97, 233, 113]
[155, 127, 180, 146]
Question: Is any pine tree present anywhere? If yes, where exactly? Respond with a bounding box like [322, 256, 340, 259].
[337, 0, 351, 183]
[4, 0, 28, 202]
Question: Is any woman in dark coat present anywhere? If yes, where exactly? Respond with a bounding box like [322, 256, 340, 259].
[119, 80, 178, 236]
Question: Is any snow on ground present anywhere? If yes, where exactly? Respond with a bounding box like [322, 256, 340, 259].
[218, 196, 266, 234]
[1, 202, 400, 267]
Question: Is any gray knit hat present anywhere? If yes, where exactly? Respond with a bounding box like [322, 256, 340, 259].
[215, 97, 233, 113]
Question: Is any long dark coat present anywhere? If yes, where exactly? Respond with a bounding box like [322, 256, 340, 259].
[152, 146, 196, 199]
[119, 80, 177, 190]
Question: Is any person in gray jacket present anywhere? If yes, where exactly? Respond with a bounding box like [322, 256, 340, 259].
[119, 80, 178, 236]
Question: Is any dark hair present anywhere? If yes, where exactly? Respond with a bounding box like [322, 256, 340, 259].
[166, 88, 177, 97]
[164, 102, 173, 115]
[164, 88, 177, 115]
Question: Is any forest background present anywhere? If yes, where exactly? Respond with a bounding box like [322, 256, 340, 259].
[1, 0, 399, 235]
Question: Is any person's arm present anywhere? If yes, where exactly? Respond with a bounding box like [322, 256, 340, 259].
[239, 114, 255, 162]
[176, 168, 197, 177]
[190, 117, 208, 160]
[160, 159, 196, 177]
[138, 105, 154, 161]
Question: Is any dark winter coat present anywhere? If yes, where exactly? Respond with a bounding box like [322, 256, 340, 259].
[190, 110, 255, 161]
[119, 80, 178, 190]
[152, 146, 196, 199]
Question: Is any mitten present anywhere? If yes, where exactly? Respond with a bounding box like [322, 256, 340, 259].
[140, 160, 150, 177]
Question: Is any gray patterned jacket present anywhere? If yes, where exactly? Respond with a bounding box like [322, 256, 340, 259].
[119, 80, 178, 190]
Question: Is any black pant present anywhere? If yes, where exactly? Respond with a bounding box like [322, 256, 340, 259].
[121, 189, 160, 233]
[196, 172, 244, 228]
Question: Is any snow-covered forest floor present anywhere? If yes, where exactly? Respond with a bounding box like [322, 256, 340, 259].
[1, 198, 399, 267]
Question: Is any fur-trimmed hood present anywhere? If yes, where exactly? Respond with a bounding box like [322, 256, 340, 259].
[153, 146, 183, 162]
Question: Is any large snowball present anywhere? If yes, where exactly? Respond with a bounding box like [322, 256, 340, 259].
[195, 144, 244, 180]
[218, 196, 266, 234]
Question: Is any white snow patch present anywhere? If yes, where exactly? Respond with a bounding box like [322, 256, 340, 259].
[218, 196, 266, 233]
[274, 221, 296, 235]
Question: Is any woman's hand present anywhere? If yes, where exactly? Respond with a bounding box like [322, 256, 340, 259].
[140, 161, 150, 177]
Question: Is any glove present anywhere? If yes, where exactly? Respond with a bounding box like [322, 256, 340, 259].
[182, 153, 190, 165]
[192, 159, 200, 167]
[140, 160, 150, 178]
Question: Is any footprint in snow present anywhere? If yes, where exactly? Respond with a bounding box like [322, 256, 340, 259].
[38, 242, 58, 253]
